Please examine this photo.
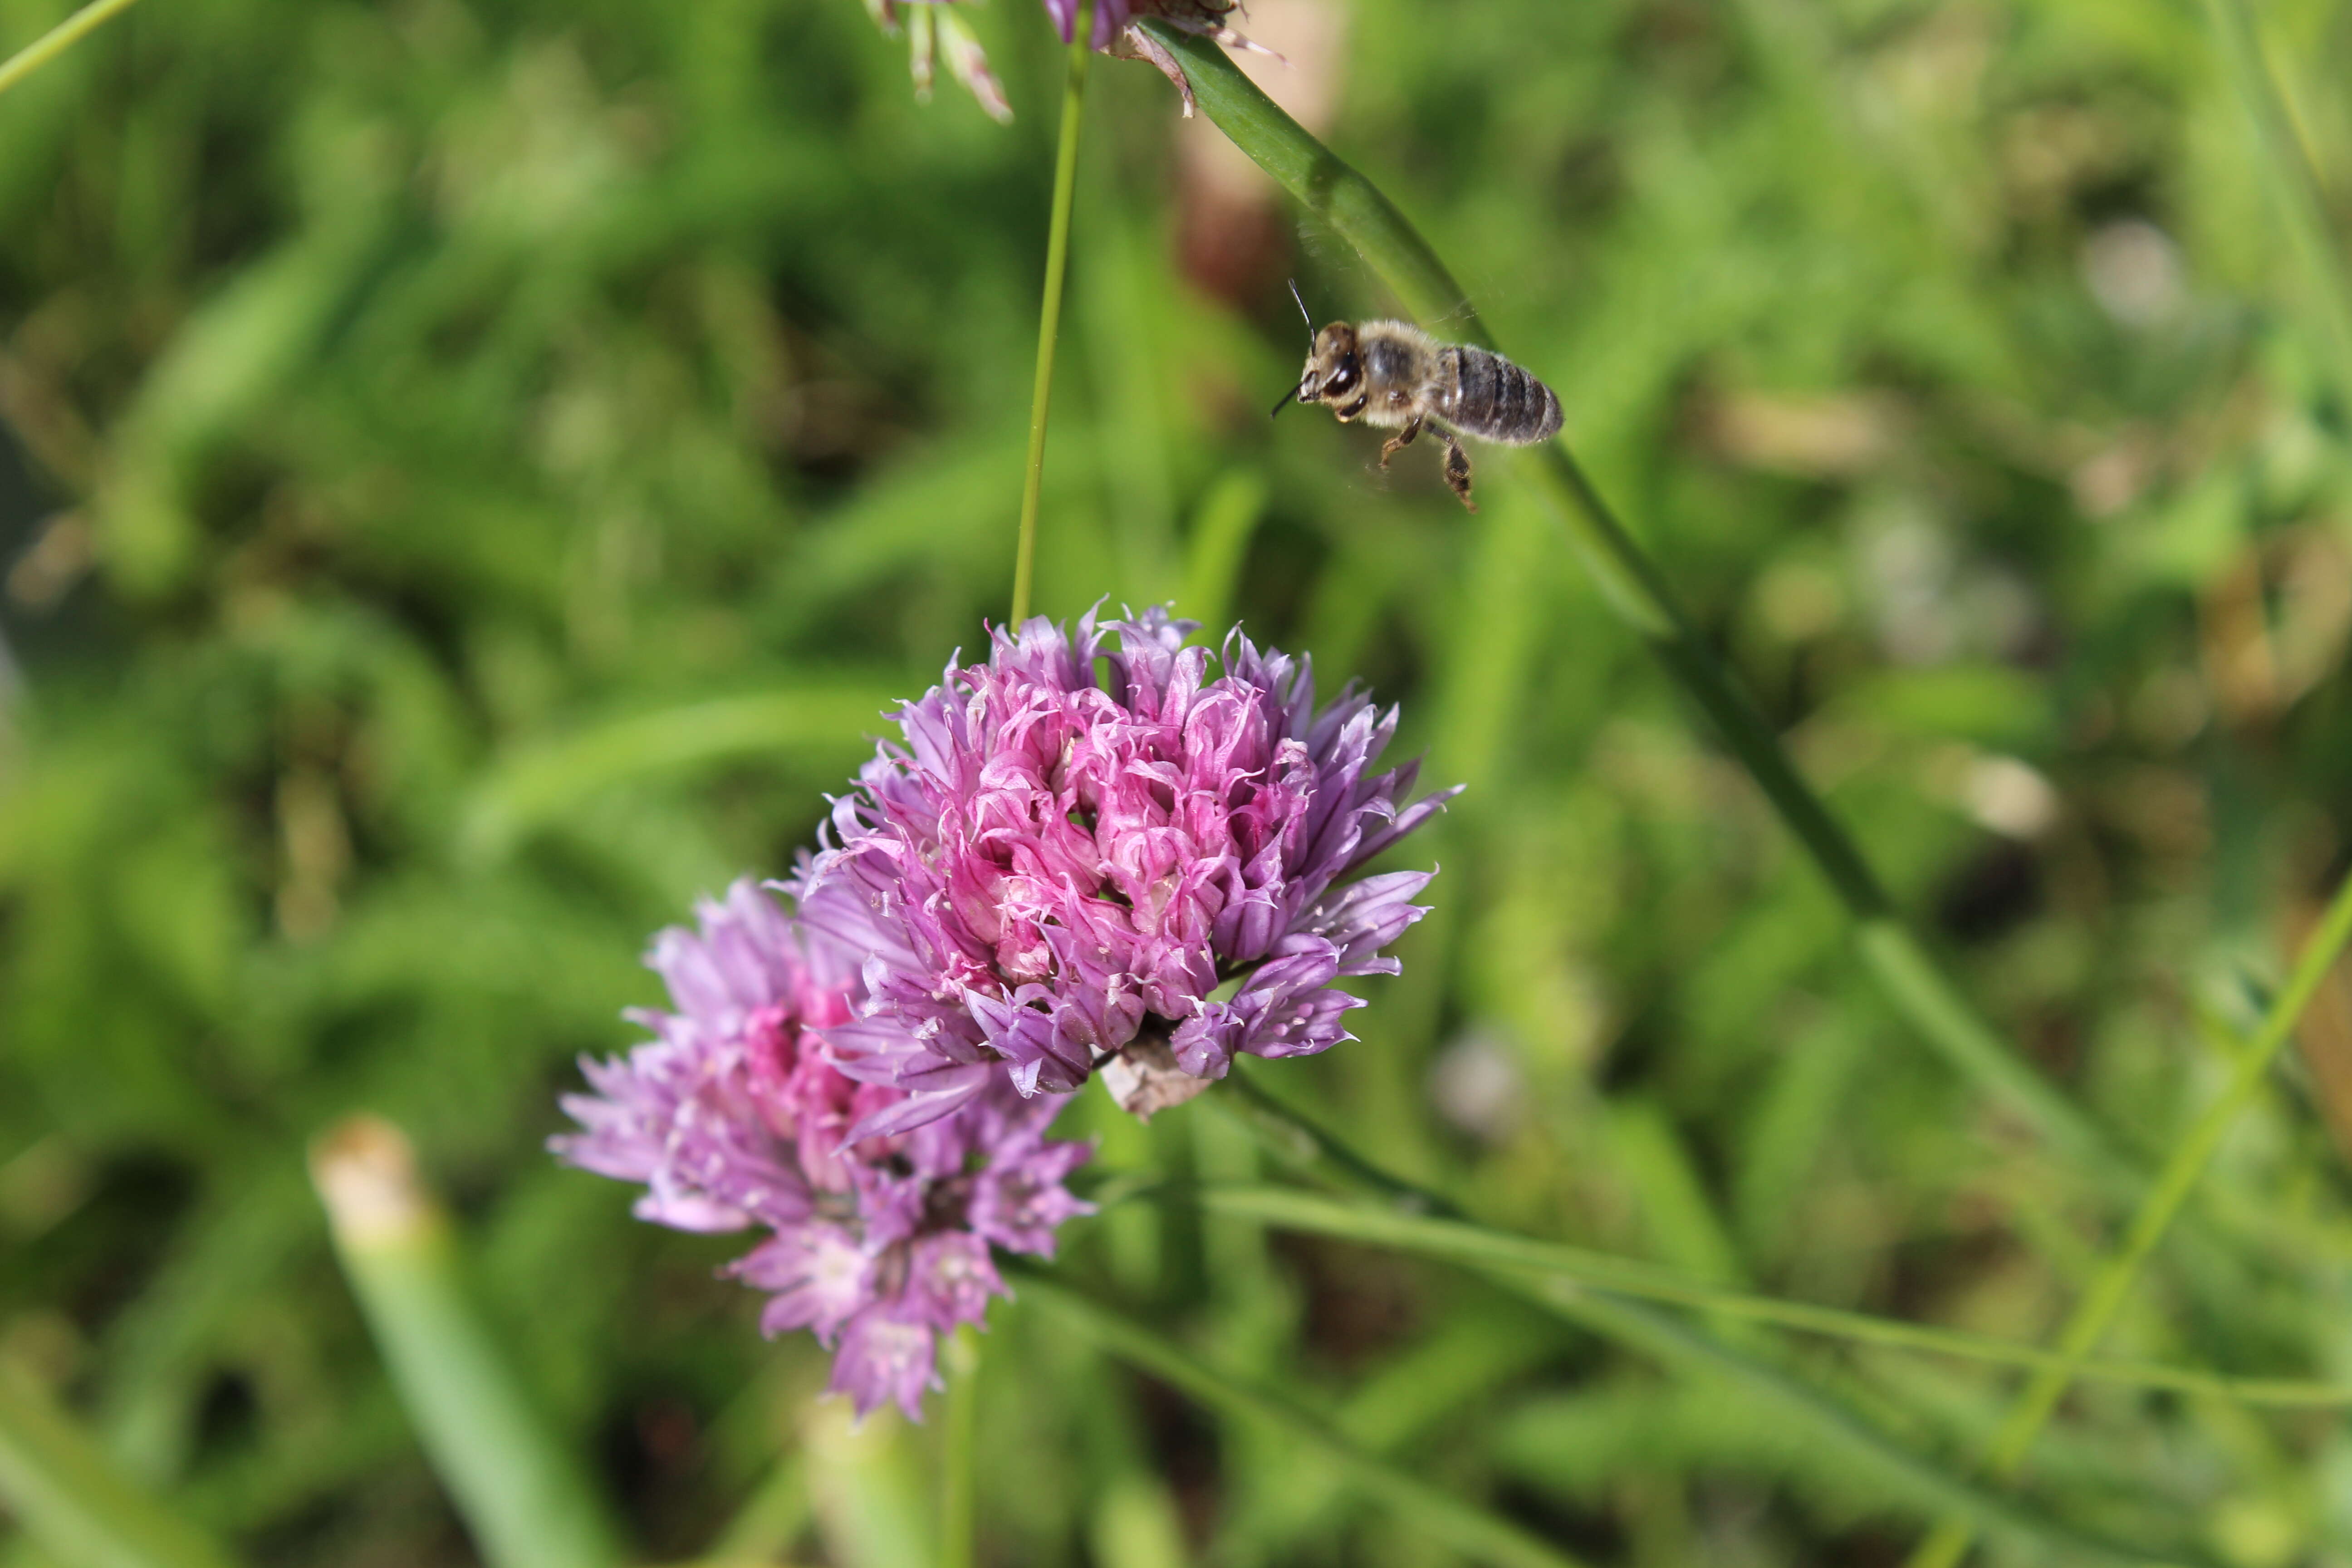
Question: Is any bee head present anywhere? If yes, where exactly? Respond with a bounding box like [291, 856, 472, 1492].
[1300, 323, 1361, 405]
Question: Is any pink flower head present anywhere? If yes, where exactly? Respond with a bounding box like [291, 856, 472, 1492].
[796, 609, 1458, 1134]
[553, 879, 1093, 1421]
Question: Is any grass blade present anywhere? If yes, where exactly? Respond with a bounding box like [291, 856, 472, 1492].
[0, 0, 141, 100]
[461, 686, 900, 856]
[936, 1326, 980, 1568]
[1136, 20, 2130, 1190]
[2197, 0, 2352, 410]
[1199, 1079, 2203, 1567]
[802, 1400, 931, 1568]
[704, 1452, 810, 1566]
[1011, 1269, 1592, 1568]
[0, 1357, 244, 1568]
[1533, 1290, 2190, 1568]
[1906, 865, 2352, 1567]
[310, 1116, 627, 1568]
[1184, 1183, 2352, 1407]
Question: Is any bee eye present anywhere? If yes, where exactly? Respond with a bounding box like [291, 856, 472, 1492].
[1325, 365, 1359, 397]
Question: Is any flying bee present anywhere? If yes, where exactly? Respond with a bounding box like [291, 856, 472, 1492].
[1271, 284, 1562, 511]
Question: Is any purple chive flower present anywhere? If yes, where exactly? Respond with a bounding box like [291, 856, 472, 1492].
[795, 608, 1459, 1132]
[1039, 0, 1274, 116]
[554, 879, 1091, 1421]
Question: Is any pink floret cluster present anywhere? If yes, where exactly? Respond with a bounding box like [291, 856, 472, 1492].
[796, 608, 1457, 1136]
[557, 610, 1452, 1418]
[553, 880, 1089, 1421]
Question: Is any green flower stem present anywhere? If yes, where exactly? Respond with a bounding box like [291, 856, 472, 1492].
[0, 0, 142, 99]
[1010, 0, 1094, 626]
[937, 1326, 981, 1568]
[1905, 864, 2352, 1568]
[310, 1117, 627, 1568]
[1136, 21, 2125, 1188]
[0, 1356, 246, 1568]
[2198, 0, 2352, 408]
[1182, 1182, 2352, 1407]
[1009, 1269, 1592, 1568]
[1203, 1076, 2190, 1568]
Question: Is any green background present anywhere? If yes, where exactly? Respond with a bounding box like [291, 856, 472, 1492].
[5, 0, 2352, 1561]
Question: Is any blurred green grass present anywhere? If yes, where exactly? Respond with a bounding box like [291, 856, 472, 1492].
[6, 0, 2352, 1563]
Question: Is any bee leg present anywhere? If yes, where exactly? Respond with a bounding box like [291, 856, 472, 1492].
[1441, 432, 1476, 511]
[1378, 417, 1424, 469]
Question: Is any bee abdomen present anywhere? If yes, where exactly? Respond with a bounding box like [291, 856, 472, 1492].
[1437, 345, 1563, 446]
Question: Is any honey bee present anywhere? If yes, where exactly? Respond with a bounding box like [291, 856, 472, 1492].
[1272, 284, 1562, 511]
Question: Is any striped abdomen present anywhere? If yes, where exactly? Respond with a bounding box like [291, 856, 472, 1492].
[1435, 345, 1563, 446]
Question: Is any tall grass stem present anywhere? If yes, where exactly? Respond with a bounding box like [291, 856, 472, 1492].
[1011, 1, 1094, 626]
[1134, 22, 2125, 1187]
[0, 0, 142, 99]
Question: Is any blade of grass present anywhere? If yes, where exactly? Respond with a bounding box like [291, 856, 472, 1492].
[1906, 863, 2352, 1568]
[936, 1326, 980, 1568]
[0, 0, 142, 100]
[1178, 467, 1268, 635]
[1201, 1075, 2202, 1567]
[802, 1400, 931, 1568]
[309, 1116, 627, 1568]
[1009, 1269, 1592, 1568]
[0, 1357, 245, 1568]
[1179, 1183, 2352, 1407]
[705, 1453, 810, 1566]
[1533, 1290, 2190, 1568]
[461, 685, 900, 857]
[1010, 0, 1094, 625]
[1136, 21, 2129, 1191]
[2197, 0, 2352, 409]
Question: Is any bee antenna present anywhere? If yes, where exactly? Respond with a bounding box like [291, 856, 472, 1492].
[1287, 278, 1313, 338]
[1269, 384, 1298, 419]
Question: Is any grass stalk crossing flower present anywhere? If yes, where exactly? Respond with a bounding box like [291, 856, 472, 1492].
[1132, 20, 2135, 1192]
